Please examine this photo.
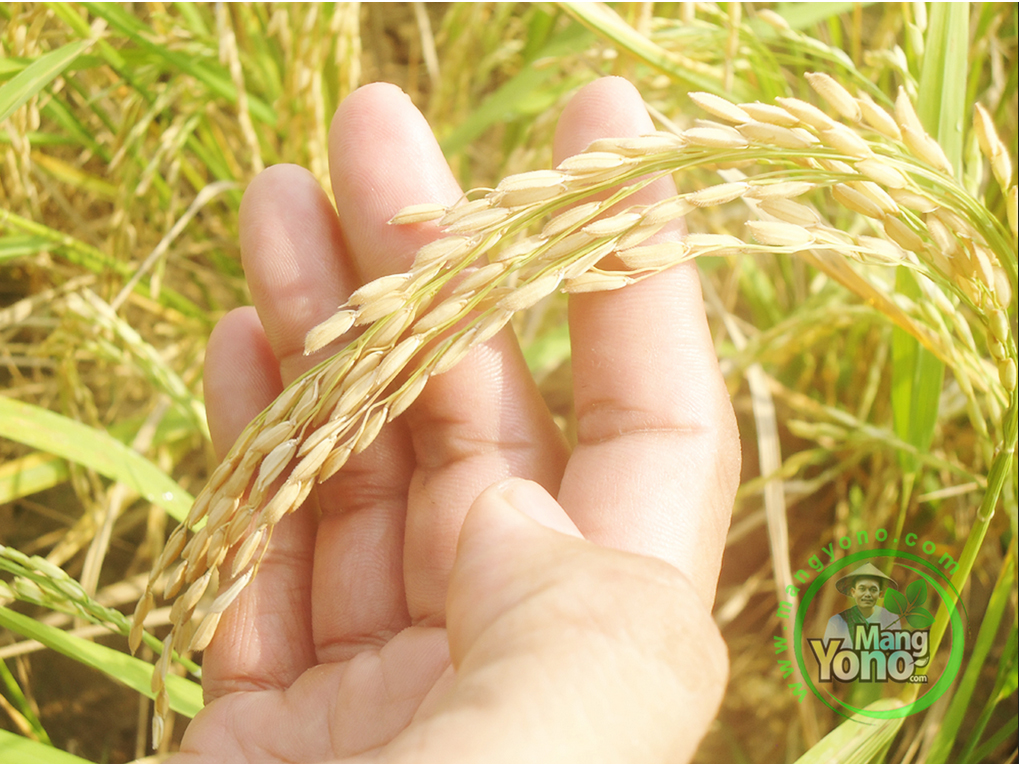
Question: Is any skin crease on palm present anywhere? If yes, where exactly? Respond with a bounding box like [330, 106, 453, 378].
[172, 77, 740, 764]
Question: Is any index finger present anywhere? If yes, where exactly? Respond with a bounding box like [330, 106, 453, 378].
[554, 78, 740, 605]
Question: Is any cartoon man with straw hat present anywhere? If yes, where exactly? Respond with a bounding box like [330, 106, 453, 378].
[823, 562, 902, 649]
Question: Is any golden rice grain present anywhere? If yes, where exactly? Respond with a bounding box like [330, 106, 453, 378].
[438, 198, 490, 227]
[883, 216, 926, 253]
[739, 121, 815, 149]
[925, 214, 960, 256]
[413, 296, 469, 334]
[319, 443, 354, 483]
[541, 231, 593, 261]
[428, 330, 478, 376]
[389, 203, 447, 225]
[353, 407, 388, 454]
[998, 359, 1017, 392]
[231, 527, 267, 578]
[819, 123, 873, 159]
[758, 198, 821, 227]
[541, 202, 604, 239]
[744, 181, 815, 200]
[492, 235, 543, 262]
[856, 92, 902, 141]
[591, 132, 685, 156]
[888, 188, 938, 214]
[209, 569, 255, 614]
[331, 369, 382, 421]
[893, 86, 925, 137]
[347, 273, 410, 307]
[557, 151, 633, 174]
[561, 240, 619, 279]
[354, 295, 412, 326]
[831, 183, 886, 219]
[849, 181, 898, 216]
[582, 211, 642, 237]
[452, 262, 510, 297]
[289, 435, 338, 485]
[495, 169, 565, 193]
[640, 197, 695, 226]
[180, 570, 213, 613]
[256, 479, 305, 526]
[128, 592, 154, 653]
[805, 72, 861, 122]
[366, 306, 417, 349]
[473, 309, 514, 344]
[188, 611, 223, 653]
[162, 562, 187, 601]
[775, 97, 836, 130]
[375, 335, 424, 384]
[689, 91, 751, 124]
[413, 235, 476, 268]
[684, 232, 747, 254]
[290, 380, 323, 425]
[901, 125, 954, 175]
[739, 102, 800, 127]
[616, 223, 666, 250]
[388, 373, 430, 420]
[856, 235, 905, 264]
[497, 271, 562, 311]
[684, 126, 749, 149]
[443, 205, 513, 234]
[616, 241, 691, 269]
[747, 220, 816, 248]
[687, 181, 748, 207]
[562, 272, 633, 292]
[1008, 187, 1018, 239]
[491, 170, 565, 206]
[854, 157, 908, 188]
[251, 438, 299, 495]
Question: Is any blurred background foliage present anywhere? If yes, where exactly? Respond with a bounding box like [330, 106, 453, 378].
[0, 3, 1015, 763]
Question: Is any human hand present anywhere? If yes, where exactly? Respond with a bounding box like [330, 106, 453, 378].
[173, 77, 740, 764]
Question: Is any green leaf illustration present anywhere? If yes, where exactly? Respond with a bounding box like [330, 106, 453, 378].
[906, 607, 935, 630]
[905, 579, 928, 609]
[883, 588, 907, 617]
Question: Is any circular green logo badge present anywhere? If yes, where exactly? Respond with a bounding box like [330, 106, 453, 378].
[794, 549, 965, 720]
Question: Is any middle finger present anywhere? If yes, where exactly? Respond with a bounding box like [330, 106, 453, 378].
[328, 83, 570, 625]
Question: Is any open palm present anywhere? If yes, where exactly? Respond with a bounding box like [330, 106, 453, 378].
[173, 78, 738, 764]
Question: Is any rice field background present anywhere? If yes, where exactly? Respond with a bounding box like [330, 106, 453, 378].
[0, 3, 1016, 763]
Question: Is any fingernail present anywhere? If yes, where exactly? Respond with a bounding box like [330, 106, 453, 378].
[491, 478, 582, 538]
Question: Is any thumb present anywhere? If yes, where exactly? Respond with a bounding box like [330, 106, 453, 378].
[435, 478, 727, 764]
[446, 478, 584, 663]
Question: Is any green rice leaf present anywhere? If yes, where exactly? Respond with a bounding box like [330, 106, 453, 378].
[916, 3, 969, 178]
[0, 397, 193, 522]
[0, 606, 202, 718]
[773, 3, 863, 32]
[0, 212, 206, 321]
[441, 22, 592, 156]
[0, 38, 94, 125]
[890, 4, 966, 476]
[82, 2, 275, 125]
[0, 453, 69, 506]
[0, 659, 50, 743]
[792, 699, 904, 764]
[890, 274, 944, 475]
[0, 730, 94, 764]
[0, 235, 50, 263]
[563, 2, 752, 100]
[931, 560, 1016, 764]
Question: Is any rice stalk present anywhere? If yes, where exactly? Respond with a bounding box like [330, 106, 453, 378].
[133, 79, 1018, 742]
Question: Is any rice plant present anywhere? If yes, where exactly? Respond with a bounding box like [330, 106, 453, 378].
[1, 4, 1015, 763]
